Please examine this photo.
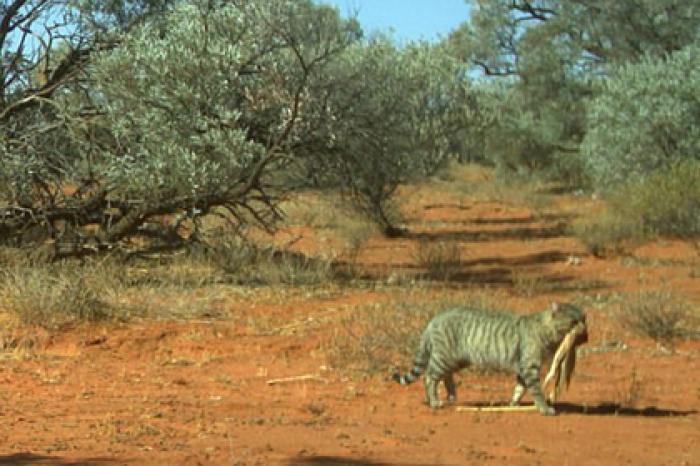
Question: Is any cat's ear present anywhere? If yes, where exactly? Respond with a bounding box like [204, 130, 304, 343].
[550, 302, 560, 313]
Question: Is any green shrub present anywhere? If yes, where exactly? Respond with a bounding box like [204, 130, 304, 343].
[572, 160, 700, 254]
[609, 160, 700, 238]
[582, 43, 700, 188]
[570, 211, 640, 257]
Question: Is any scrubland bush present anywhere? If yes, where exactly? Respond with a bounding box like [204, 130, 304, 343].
[414, 239, 462, 282]
[582, 43, 700, 189]
[616, 291, 698, 346]
[0, 262, 125, 329]
[310, 38, 483, 235]
[572, 160, 700, 254]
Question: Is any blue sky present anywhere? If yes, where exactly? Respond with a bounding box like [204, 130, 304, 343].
[319, 0, 471, 42]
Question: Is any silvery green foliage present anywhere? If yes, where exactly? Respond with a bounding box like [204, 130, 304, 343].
[69, 0, 176, 33]
[448, 1, 700, 183]
[89, 0, 357, 214]
[94, 3, 271, 200]
[582, 43, 700, 188]
[403, 43, 484, 176]
[312, 38, 480, 232]
[458, 0, 700, 76]
[92, 3, 257, 202]
[480, 78, 586, 177]
[0, 0, 360, 256]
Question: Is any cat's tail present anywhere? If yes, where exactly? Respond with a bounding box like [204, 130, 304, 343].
[392, 366, 423, 385]
[392, 334, 430, 385]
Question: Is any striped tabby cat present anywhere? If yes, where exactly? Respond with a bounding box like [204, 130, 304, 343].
[393, 302, 587, 416]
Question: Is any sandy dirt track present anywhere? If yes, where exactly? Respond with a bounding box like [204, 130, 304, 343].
[0, 188, 698, 465]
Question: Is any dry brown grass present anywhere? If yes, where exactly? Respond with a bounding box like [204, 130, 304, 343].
[436, 162, 553, 214]
[0, 228, 349, 330]
[280, 192, 378, 255]
[0, 259, 129, 330]
[571, 161, 700, 256]
[615, 290, 699, 346]
[510, 269, 547, 297]
[569, 209, 641, 257]
[413, 238, 462, 282]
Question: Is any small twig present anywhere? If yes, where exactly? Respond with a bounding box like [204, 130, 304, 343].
[455, 405, 538, 413]
[266, 374, 324, 385]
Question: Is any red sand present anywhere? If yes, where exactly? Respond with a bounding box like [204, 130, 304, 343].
[0, 190, 698, 465]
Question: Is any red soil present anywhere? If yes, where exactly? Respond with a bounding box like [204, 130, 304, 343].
[0, 188, 698, 465]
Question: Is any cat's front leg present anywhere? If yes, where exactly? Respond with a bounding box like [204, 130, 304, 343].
[519, 364, 555, 416]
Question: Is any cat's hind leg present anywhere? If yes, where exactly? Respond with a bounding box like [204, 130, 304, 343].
[510, 376, 526, 406]
[423, 375, 442, 409]
[444, 374, 457, 404]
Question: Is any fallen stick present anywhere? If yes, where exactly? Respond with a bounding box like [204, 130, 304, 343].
[455, 405, 537, 413]
[266, 374, 323, 385]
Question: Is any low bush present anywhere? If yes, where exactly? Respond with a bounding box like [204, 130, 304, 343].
[616, 291, 698, 346]
[0, 261, 125, 330]
[414, 239, 462, 282]
[609, 160, 700, 238]
[572, 160, 700, 255]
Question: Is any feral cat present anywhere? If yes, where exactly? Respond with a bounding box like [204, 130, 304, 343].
[393, 302, 587, 416]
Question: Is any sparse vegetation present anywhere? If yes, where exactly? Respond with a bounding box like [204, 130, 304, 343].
[445, 163, 553, 214]
[0, 261, 126, 330]
[570, 210, 641, 257]
[510, 269, 546, 297]
[615, 291, 698, 346]
[614, 368, 644, 410]
[572, 161, 700, 255]
[279, 192, 378, 264]
[608, 161, 700, 239]
[414, 239, 462, 282]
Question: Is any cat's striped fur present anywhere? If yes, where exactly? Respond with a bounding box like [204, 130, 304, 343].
[393, 302, 587, 416]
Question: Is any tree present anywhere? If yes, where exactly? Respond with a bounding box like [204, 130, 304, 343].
[582, 42, 700, 188]
[305, 38, 481, 235]
[456, 0, 699, 76]
[0, 0, 361, 258]
[446, 0, 700, 182]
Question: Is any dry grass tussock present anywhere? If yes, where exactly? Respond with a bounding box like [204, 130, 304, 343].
[433, 162, 553, 215]
[614, 291, 699, 346]
[279, 192, 378, 258]
[413, 238, 462, 282]
[569, 207, 642, 257]
[571, 160, 700, 256]
[0, 231, 346, 329]
[0, 258, 129, 330]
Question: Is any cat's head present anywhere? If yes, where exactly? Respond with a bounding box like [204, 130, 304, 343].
[548, 302, 588, 344]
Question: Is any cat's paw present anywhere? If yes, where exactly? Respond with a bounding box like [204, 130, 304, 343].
[538, 405, 556, 416]
[428, 400, 445, 409]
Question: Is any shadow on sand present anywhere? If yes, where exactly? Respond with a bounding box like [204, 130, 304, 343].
[452, 402, 696, 418]
[555, 402, 698, 417]
[402, 222, 569, 242]
[0, 453, 119, 465]
[284, 457, 447, 466]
